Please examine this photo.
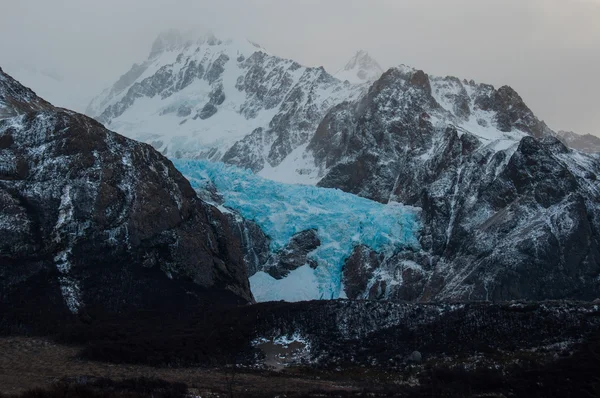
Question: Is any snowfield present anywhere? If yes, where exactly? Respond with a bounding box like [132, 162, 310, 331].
[173, 159, 421, 302]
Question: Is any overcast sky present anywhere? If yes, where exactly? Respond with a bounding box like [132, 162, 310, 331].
[1, 0, 599, 135]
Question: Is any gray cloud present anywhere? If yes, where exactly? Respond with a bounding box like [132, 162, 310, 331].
[1, 0, 599, 135]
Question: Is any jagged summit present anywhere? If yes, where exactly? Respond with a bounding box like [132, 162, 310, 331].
[148, 28, 268, 60]
[86, 29, 275, 119]
[335, 50, 384, 84]
[86, 34, 363, 179]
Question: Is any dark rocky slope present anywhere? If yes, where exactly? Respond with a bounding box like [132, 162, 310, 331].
[3, 300, 599, 397]
[71, 299, 600, 389]
[0, 67, 253, 334]
[308, 67, 600, 301]
[251, 300, 600, 366]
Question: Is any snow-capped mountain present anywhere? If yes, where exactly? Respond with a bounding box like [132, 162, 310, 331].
[87, 30, 364, 183]
[88, 32, 578, 186]
[176, 59, 600, 301]
[334, 50, 384, 84]
[0, 66, 253, 327]
[310, 66, 554, 198]
[307, 66, 600, 301]
[86, 32, 600, 302]
[556, 130, 600, 154]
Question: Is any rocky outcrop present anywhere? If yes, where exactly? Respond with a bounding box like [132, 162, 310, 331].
[227, 213, 271, 277]
[310, 67, 600, 301]
[0, 68, 53, 118]
[218, 216, 321, 280]
[0, 67, 253, 332]
[475, 85, 551, 138]
[342, 246, 381, 299]
[262, 229, 320, 279]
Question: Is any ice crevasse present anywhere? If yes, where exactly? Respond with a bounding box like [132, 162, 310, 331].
[173, 160, 422, 302]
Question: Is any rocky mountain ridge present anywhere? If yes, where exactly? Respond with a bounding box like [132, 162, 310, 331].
[41, 30, 600, 303]
[0, 67, 253, 332]
[86, 31, 364, 183]
[308, 66, 600, 301]
[87, 31, 592, 183]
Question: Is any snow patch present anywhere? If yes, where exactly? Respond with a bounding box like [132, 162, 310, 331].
[258, 143, 320, 184]
[251, 265, 322, 302]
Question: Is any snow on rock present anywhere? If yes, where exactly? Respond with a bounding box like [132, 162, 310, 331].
[0, 67, 254, 321]
[173, 159, 421, 301]
[2, 64, 97, 114]
[87, 32, 560, 187]
[87, 30, 364, 183]
[307, 65, 600, 301]
[84, 42, 600, 302]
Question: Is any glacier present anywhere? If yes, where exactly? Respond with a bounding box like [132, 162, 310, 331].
[173, 159, 421, 302]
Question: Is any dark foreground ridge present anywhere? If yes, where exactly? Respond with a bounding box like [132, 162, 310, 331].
[0, 300, 599, 396]
[0, 66, 253, 335]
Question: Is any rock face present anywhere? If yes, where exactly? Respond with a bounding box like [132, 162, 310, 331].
[226, 212, 271, 278]
[556, 130, 600, 154]
[0, 67, 253, 331]
[308, 66, 600, 301]
[262, 229, 320, 279]
[87, 30, 363, 179]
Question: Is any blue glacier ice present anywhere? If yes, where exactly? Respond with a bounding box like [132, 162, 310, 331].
[172, 159, 421, 302]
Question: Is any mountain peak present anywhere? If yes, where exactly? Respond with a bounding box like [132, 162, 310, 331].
[335, 50, 384, 84]
[148, 29, 267, 59]
[0, 66, 53, 118]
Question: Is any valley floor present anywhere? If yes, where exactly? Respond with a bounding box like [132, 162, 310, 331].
[2, 298, 599, 397]
[2, 330, 600, 397]
[0, 337, 394, 397]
